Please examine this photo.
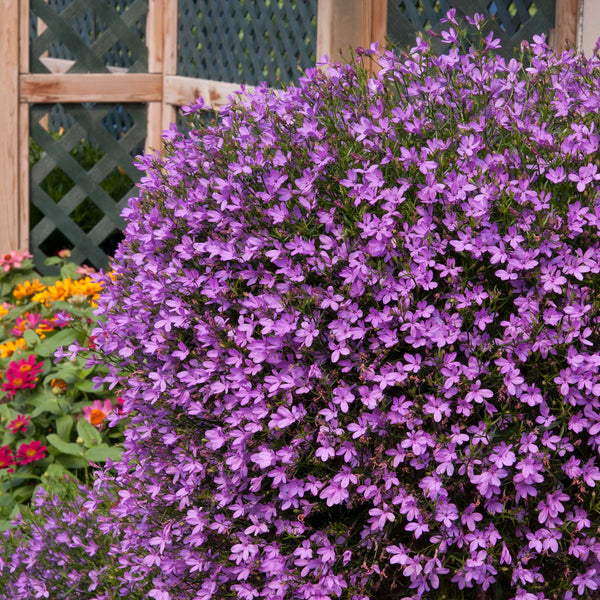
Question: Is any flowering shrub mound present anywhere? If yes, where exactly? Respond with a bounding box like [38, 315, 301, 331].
[88, 15, 600, 600]
[6, 12, 600, 600]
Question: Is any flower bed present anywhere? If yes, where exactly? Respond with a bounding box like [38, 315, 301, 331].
[0, 250, 125, 528]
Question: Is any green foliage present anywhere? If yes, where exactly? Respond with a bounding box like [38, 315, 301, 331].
[0, 253, 126, 529]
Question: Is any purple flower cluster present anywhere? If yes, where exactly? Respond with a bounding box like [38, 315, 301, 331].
[0, 474, 154, 599]
[4, 11, 600, 600]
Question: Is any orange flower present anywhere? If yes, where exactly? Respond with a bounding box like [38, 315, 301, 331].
[13, 279, 46, 300]
[0, 338, 26, 359]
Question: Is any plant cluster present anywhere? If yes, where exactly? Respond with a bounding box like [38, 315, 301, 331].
[4, 11, 600, 600]
[0, 251, 125, 528]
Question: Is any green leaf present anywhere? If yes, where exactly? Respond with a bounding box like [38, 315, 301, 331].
[55, 414, 73, 441]
[11, 485, 35, 503]
[22, 328, 40, 347]
[44, 462, 68, 478]
[1, 431, 16, 447]
[55, 455, 87, 470]
[74, 379, 103, 393]
[85, 444, 122, 463]
[77, 417, 102, 447]
[31, 396, 61, 417]
[36, 329, 80, 358]
[44, 363, 78, 385]
[0, 519, 14, 532]
[46, 434, 84, 457]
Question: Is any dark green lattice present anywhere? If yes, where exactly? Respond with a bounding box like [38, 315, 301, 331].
[177, 0, 317, 86]
[30, 0, 148, 74]
[387, 0, 555, 58]
[29, 104, 146, 273]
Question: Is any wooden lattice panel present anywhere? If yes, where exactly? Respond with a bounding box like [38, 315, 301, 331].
[177, 0, 317, 86]
[30, 0, 148, 73]
[29, 104, 146, 273]
[387, 0, 555, 57]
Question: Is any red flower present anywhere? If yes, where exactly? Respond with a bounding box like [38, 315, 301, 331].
[16, 440, 47, 465]
[6, 414, 31, 434]
[0, 445, 15, 472]
[2, 355, 44, 396]
[6, 354, 44, 378]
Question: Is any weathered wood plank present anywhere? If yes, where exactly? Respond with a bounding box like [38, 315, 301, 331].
[0, 0, 20, 253]
[164, 75, 251, 109]
[162, 0, 178, 132]
[146, 0, 164, 152]
[147, 0, 164, 73]
[551, 0, 579, 52]
[317, 0, 387, 70]
[20, 73, 162, 102]
[581, 0, 600, 56]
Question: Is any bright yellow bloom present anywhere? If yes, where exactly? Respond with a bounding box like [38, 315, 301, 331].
[13, 279, 46, 300]
[0, 305, 9, 319]
[31, 276, 103, 305]
[0, 338, 26, 358]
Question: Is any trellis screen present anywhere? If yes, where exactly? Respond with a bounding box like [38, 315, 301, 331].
[29, 103, 146, 273]
[28, 0, 149, 272]
[387, 0, 556, 57]
[177, 0, 318, 86]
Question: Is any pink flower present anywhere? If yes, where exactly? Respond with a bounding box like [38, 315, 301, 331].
[16, 440, 46, 465]
[0, 445, 15, 471]
[0, 250, 32, 272]
[82, 399, 115, 428]
[6, 414, 31, 434]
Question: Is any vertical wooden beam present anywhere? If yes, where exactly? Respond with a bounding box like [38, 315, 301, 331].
[0, 0, 20, 253]
[146, 0, 164, 154]
[581, 0, 600, 56]
[317, 0, 387, 70]
[551, 0, 580, 53]
[162, 0, 178, 135]
[19, 2, 31, 252]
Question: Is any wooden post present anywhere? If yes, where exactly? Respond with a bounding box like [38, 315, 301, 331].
[146, 0, 164, 154]
[581, 0, 600, 56]
[316, 0, 387, 69]
[162, 0, 178, 136]
[0, 0, 21, 254]
[551, 0, 580, 53]
[19, 2, 30, 251]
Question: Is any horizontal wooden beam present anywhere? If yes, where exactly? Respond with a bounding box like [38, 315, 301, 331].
[164, 75, 252, 109]
[20, 73, 162, 103]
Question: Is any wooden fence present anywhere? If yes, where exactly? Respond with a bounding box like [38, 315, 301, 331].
[0, 0, 590, 269]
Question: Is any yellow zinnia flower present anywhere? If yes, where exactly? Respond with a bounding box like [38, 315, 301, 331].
[0, 338, 26, 358]
[13, 279, 46, 300]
